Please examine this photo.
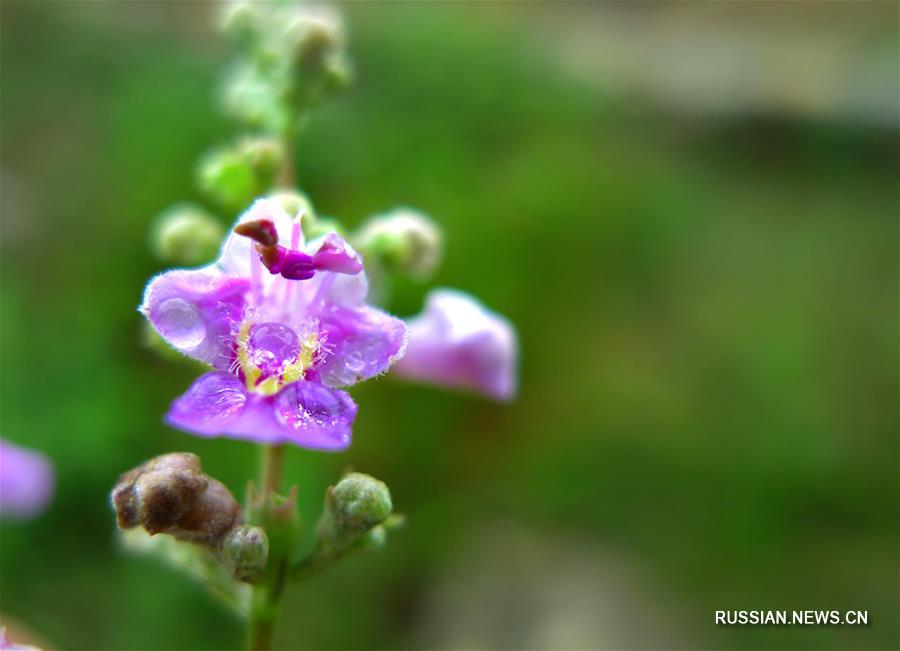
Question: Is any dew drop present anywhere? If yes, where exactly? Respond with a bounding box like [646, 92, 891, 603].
[345, 350, 366, 374]
[184, 372, 247, 421]
[248, 322, 300, 376]
[157, 298, 205, 348]
[274, 382, 349, 431]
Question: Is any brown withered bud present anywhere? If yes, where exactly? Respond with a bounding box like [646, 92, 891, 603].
[111, 453, 242, 547]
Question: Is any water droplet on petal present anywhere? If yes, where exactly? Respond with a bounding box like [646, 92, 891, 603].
[184, 372, 247, 422]
[274, 382, 350, 431]
[248, 322, 300, 376]
[157, 298, 206, 348]
[345, 350, 366, 374]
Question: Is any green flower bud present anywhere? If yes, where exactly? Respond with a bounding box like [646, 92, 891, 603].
[348, 525, 386, 553]
[219, 1, 260, 49]
[322, 57, 352, 94]
[222, 62, 289, 134]
[220, 524, 269, 583]
[283, 6, 351, 106]
[239, 136, 283, 183]
[303, 215, 345, 240]
[198, 137, 285, 211]
[326, 472, 392, 539]
[150, 204, 224, 265]
[354, 208, 443, 277]
[265, 189, 315, 220]
[284, 7, 344, 70]
[198, 148, 257, 211]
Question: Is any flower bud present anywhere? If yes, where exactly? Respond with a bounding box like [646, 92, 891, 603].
[198, 137, 283, 212]
[150, 204, 224, 266]
[111, 453, 242, 547]
[348, 524, 386, 553]
[222, 63, 288, 134]
[354, 208, 443, 277]
[220, 524, 269, 583]
[219, 1, 260, 49]
[303, 215, 345, 240]
[284, 6, 351, 105]
[241, 136, 284, 182]
[284, 6, 344, 70]
[265, 189, 315, 221]
[198, 149, 256, 211]
[323, 472, 392, 541]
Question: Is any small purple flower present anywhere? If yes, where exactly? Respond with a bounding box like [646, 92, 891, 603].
[0, 627, 42, 651]
[141, 199, 407, 450]
[393, 289, 518, 401]
[0, 439, 54, 519]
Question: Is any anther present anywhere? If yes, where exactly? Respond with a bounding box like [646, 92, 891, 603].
[234, 219, 278, 247]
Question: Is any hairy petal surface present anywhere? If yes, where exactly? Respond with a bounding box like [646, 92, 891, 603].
[141, 270, 249, 369]
[393, 288, 518, 401]
[317, 305, 408, 387]
[142, 198, 408, 450]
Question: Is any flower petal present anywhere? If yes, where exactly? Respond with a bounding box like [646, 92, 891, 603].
[317, 305, 408, 387]
[0, 439, 54, 519]
[165, 371, 250, 435]
[392, 289, 518, 400]
[141, 269, 249, 369]
[165, 373, 356, 450]
[311, 232, 363, 274]
[269, 381, 356, 449]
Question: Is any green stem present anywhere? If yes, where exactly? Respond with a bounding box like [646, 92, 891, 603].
[276, 122, 297, 189]
[260, 444, 285, 495]
[247, 444, 288, 651]
[247, 107, 299, 650]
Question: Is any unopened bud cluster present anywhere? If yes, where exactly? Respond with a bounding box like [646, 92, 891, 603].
[220, 1, 350, 135]
[112, 453, 240, 545]
[111, 453, 268, 583]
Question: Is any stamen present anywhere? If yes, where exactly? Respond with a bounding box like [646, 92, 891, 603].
[257, 244, 288, 275]
[290, 217, 303, 249]
[280, 251, 315, 280]
[234, 219, 278, 247]
[249, 244, 262, 306]
[235, 216, 360, 283]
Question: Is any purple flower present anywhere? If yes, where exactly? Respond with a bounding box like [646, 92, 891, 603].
[393, 289, 518, 401]
[0, 627, 42, 651]
[141, 199, 407, 450]
[0, 439, 54, 519]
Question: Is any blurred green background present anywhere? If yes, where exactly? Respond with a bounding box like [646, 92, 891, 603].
[1, 2, 897, 650]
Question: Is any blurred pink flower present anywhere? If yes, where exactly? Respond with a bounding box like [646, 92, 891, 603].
[0, 440, 54, 519]
[394, 289, 517, 401]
